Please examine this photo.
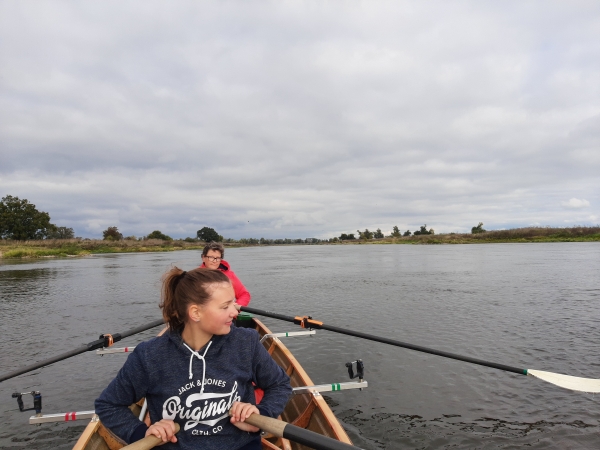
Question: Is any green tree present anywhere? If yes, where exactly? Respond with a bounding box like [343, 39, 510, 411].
[0, 195, 54, 240]
[403, 230, 411, 236]
[357, 229, 374, 239]
[471, 222, 486, 234]
[47, 226, 75, 239]
[391, 226, 401, 238]
[413, 224, 434, 235]
[197, 227, 223, 242]
[103, 226, 123, 241]
[146, 230, 172, 240]
[374, 228, 384, 239]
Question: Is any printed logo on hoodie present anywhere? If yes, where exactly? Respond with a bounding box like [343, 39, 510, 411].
[163, 379, 241, 431]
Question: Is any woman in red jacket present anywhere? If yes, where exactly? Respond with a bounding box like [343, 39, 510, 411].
[200, 242, 251, 306]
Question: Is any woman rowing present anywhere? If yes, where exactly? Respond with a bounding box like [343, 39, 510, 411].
[200, 242, 251, 307]
[95, 268, 292, 449]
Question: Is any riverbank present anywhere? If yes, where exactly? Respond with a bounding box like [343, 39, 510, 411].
[0, 239, 221, 259]
[364, 226, 600, 245]
[1, 227, 598, 259]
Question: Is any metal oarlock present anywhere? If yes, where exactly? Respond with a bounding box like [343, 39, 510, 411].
[346, 359, 365, 382]
[294, 361, 367, 395]
[12, 391, 42, 415]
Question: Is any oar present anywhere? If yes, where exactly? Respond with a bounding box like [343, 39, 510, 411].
[235, 413, 364, 450]
[241, 306, 600, 393]
[0, 319, 165, 383]
[121, 423, 180, 450]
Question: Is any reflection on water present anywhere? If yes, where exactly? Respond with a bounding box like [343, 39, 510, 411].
[1, 244, 599, 449]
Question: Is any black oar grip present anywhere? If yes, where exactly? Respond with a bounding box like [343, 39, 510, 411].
[243, 413, 364, 450]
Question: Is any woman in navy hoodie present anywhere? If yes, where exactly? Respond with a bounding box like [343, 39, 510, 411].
[95, 268, 292, 450]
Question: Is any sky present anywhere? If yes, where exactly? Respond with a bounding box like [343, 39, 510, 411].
[1, 1, 599, 239]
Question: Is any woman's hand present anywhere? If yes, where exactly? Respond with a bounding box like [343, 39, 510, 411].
[230, 401, 260, 432]
[145, 419, 178, 444]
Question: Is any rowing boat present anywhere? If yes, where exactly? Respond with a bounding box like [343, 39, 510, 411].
[72, 315, 353, 450]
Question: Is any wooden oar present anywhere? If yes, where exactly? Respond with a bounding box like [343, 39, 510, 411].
[237, 413, 364, 450]
[0, 319, 164, 383]
[121, 423, 180, 450]
[241, 306, 600, 393]
[120, 415, 361, 450]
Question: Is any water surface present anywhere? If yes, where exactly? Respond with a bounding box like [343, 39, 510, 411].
[1, 243, 599, 449]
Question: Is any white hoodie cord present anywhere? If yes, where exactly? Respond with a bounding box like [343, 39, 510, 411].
[183, 341, 212, 394]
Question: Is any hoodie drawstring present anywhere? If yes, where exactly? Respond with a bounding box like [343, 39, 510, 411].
[183, 341, 212, 394]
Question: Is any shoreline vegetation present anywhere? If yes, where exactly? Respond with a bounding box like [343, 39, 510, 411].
[1, 226, 599, 260]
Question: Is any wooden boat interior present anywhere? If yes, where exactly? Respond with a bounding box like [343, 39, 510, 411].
[72, 317, 352, 450]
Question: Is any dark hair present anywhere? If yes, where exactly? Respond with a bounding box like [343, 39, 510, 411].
[202, 241, 225, 258]
[160, 267, 231, 332]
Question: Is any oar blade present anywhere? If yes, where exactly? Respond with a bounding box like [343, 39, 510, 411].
[528, 369, 600, 393]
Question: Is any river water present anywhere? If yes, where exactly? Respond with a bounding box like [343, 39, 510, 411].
[1, 243, 599, 449]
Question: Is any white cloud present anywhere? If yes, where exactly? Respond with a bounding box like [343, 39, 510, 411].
[561, 198, 591, 209]
[1, 1, 599, 238]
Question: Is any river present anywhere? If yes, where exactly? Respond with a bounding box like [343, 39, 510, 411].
[1, 243, 599, 449]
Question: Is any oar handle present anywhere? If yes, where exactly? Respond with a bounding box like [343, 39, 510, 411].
[239, 413, 364, 450]
[121, 423, 180, 450]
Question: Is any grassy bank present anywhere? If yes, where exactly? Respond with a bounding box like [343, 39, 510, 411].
[0, 239, 244, 259]
[1, 227, 598, 259]
[347, 226, 600, 245]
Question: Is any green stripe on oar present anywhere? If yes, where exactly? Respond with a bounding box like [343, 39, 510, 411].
[242, 413, 364, 450]
[0, 319, 165, 383]
[241, 306, 600, 393]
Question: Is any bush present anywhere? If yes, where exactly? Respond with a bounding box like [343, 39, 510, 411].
[471, 222, 486, 234]
[146, 230, 172, 241]
[103, 226, 123, 241]
[197, 227, 223, 242]
[413, 225, 434, 236]
[47, 226, 75, 239]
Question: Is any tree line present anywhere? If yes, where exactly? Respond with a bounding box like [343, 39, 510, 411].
[338, 224, 435, 240]
[2, 195, 489, 243]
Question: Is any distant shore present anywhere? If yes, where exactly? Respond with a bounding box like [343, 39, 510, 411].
[1, 227, 598, 259]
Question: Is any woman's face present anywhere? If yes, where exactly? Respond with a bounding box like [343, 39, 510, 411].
[202, 249, 222, 270]
[197, 283, 237, 336]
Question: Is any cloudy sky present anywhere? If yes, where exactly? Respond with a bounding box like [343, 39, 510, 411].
[1, 1, 599, 239]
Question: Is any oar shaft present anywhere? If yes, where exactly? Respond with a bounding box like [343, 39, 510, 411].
[0, 319, 165, 383]
[241, 306, 526, 376]
[244, 414, 364, 450]
[0, 345, 88, 382]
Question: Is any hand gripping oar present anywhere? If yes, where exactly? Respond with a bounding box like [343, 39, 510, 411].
[233, 412, 364, 450]
[0, 319, 165, 383]
[121, 423, 180, 450]
[241, 306, 600, 393]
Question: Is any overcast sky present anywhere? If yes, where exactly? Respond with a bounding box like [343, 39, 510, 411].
[1, 1, 599, 239]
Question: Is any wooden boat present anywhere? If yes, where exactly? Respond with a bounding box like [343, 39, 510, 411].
[72, 316, 353, 450]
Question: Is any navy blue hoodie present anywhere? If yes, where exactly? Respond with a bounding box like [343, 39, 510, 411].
[95, 326, 292, 450]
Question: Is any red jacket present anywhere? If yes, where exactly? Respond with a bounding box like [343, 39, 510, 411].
[200, 259, 251, 306]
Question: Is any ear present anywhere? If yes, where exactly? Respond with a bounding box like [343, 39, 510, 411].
[188, 304, 202, 323]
